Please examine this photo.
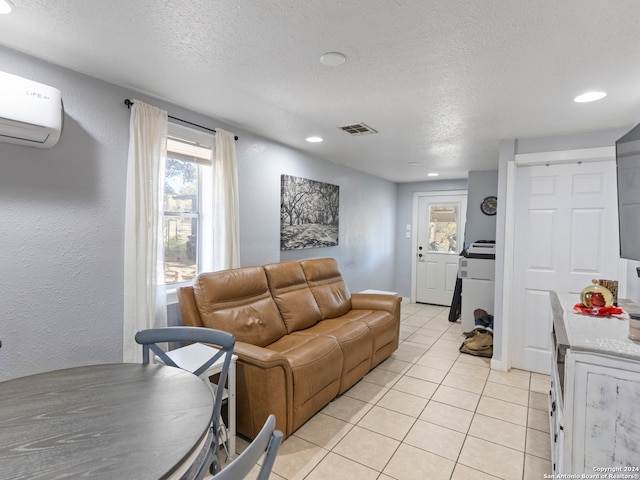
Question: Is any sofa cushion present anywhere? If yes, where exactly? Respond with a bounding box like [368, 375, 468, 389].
[264, 261, 322, 333]
[192, 266, 288, 347]
[337, 309, 400, 365]
[294, 319, 373, 393]
[300, 258, 351, 319]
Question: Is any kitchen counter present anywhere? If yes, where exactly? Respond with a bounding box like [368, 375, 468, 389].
[552, 292, 640, 362]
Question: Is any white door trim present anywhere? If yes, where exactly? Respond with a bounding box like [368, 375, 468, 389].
[492, 160, 516, 372]
[411, 190, 467, 303]
[514, 146, 615, 167]
[500, 146, 616, 372]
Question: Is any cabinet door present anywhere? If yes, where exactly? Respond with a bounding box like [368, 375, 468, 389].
[570, 354, 640, 470]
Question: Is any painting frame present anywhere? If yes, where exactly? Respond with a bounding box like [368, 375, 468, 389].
[280, 174, 339, 250]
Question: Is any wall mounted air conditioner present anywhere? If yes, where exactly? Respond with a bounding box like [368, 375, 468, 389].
[0, 71, 63, 148]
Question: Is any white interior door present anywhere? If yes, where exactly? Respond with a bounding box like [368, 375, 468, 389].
[511, 161, 619, 373]
[415, 194, 467, 305]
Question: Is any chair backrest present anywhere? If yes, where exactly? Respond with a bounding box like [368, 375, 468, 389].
[134, 326, 235, 455]
[214, 414, 282, 480]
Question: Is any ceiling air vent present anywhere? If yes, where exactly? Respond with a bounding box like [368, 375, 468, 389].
[338, 122, 378, 136]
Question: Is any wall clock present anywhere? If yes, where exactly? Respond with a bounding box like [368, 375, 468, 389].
[480, 196, 497, 216]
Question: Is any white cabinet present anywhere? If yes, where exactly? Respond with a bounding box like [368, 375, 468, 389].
[570, 355, 640, 469]
[550, 292, 640, 474]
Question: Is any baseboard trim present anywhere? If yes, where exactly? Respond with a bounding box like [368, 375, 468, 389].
[490, 357, 509, 371]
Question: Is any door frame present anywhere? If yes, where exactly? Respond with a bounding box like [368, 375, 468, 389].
[498, 146, 618, 371]
[411, 190, 467, 303]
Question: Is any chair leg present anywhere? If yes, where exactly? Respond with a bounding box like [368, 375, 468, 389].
[209, 452, 221, 475]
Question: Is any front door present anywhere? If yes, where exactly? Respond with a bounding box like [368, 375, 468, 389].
[511, 160, 619, 373]
[415, 194, 467, 305]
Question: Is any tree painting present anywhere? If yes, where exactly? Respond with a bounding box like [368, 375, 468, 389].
[280, 175, 339, 250]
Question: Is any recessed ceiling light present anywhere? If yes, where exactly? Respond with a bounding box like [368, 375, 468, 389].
[0, 0, 14, 14]
[320, 52, 346, 67]
[306, 136, 323, 143]
[574, 91, 607, 103]
[427, 172, 439, 177]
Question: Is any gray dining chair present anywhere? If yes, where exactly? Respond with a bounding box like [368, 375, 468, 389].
[213, 414, 282, 480]
[135, 326, 235, 477]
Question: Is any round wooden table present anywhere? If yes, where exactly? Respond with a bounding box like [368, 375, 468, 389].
[0, 363, 214, 479]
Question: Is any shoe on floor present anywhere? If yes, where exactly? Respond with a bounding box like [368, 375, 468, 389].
[462, 329, 477, 339]
[463, 326, 490, 344]
[464, 330, 493, 349]
[460, 343, 493, 358]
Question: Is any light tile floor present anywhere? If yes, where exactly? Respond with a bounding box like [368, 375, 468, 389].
[234, 302, 552, 480]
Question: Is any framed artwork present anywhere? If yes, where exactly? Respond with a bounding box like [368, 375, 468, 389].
[280, 174, 339, 250]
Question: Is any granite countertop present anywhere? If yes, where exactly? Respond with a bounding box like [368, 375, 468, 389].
[554, 293, 640, 362]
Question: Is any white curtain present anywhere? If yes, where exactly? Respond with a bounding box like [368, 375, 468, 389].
[123, 100, 168, 363]
[212, 129, 241, 270]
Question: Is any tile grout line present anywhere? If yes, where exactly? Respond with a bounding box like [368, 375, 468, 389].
[283, 305, 550, 480]
[408, 308, 535, 479]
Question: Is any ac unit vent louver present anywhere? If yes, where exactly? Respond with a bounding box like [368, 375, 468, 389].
[338, 122, 378, 136]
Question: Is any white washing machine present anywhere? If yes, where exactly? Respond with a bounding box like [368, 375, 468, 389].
[459, 243, 496, 332]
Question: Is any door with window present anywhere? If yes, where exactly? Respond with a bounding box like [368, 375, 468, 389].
[415, 193, 467, 305]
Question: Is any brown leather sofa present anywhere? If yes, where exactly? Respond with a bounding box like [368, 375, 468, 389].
[178, 257, 401, 440]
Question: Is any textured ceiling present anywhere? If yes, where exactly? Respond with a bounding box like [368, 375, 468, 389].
[1, 0, 640, 182]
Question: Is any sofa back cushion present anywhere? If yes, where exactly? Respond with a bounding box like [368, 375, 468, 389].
[264, 261, 322, 333]
[300, 258, 351, 319]
[192, 266, 287, 347]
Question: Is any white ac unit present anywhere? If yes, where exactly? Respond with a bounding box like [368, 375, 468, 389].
[0, 71, 63, 148]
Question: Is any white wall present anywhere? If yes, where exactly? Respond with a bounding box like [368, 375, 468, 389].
[0, 49, 130, 382]
[465, 170, 498, 246]
[0, 46, 397, 381]
[238, 139, 398, 291]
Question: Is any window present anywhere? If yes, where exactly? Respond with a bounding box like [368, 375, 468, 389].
[163, 124, 214, 285]
[427, 204, 458, 252]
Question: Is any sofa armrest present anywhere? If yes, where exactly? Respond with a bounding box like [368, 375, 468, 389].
[232, 341, 294, 439]
[177, 286, 204, 327]
[232, 341, 289, 370]
[351, 293, 401, 315]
